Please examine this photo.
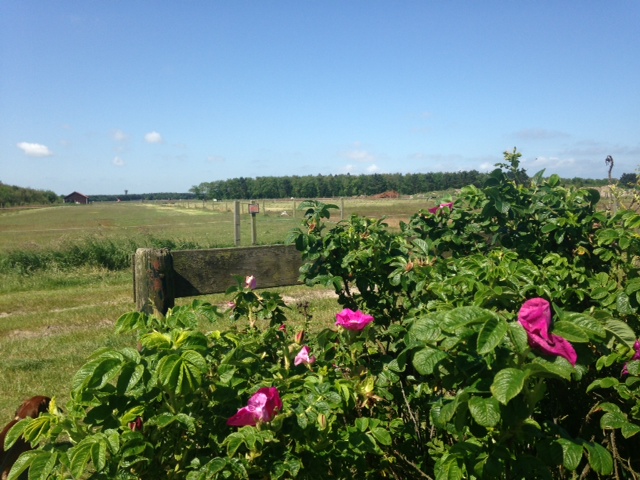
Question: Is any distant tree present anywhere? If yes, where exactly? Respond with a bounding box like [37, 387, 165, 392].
[619, 172, 638, 187]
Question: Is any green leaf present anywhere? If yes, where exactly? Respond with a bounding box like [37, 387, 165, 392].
[442, 307, 494, 332]
[560, 312, 606, 338]
[490, 368, 526, 405]
[621, 422, 640, 438]
[617, 292, 635, 315]
[69, 441, 94, 479]
[370, 427, 392, 446]
[551, 321, 589, 343]
[556, 438, 583, 471]
[508, 322, 529, 354]
[584, 441, 613, 475]
[3, 419, 28, 451]
[407, 316, 442, 345]
[476, 316, 508, 354]
[6, 450, 39, 480]
[600, 411, 627, 429]
[468, 396, 501, 427]
[412, 347, 448, 376]
[141, 331, 173, 350]
[604, 319, 637, 348]
[434, 454, 464, 480]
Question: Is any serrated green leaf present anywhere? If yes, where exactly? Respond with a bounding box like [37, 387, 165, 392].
[6, 450, 39, 480]
[604, 319, 637, 348]
[412, 347, 447, 376]
[584, 441, 613, 475]
[617, 292, 635, 315]
[468, 396, 501, 427]
[434, 454, 464, 480]
[560, 312, 606, 338]
[490, 368, 526, 405]
[141, 331, 173, 350]
[407, 317, 442, 345]
[476, 316, 508, 354]
[370, 427, 392, 446]
[556, 438, 583, 471]
[621, 422, 640, 438]
[552, 321, 589, 343]
[442, 307, 494, 332]
[601, 411, 627, 429]
[69, 441, 94, 479]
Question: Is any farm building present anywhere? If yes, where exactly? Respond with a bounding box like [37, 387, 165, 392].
[64, 191, 89, 204]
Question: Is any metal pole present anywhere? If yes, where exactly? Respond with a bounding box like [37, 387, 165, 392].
[234, 201, 241, 246]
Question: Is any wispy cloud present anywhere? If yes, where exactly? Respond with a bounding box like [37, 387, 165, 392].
[113, 156, 125, 167]
[207, 155, 225, 163]
[17, 142, 53, 157]
[113, 129, 128, 142]
[367, 164, 380, 173]
[144, 131, 163, 144]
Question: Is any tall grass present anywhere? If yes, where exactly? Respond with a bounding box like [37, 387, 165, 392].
[0, 234, 213, 274]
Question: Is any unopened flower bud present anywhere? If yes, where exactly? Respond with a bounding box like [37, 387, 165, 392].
[318, 413, 327, 430]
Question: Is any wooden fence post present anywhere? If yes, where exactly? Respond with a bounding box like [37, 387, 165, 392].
[134, 248, 175, 316]
[234, 201, 241, 246]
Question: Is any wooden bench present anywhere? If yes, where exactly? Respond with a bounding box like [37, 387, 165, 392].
[133, 245, 303, 316]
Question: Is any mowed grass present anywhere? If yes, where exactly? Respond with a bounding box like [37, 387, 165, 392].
[0, 195, 453, 420]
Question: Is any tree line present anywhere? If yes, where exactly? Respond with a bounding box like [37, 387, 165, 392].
[190, 171, 611, 201]
[0, 182, 60, 208]
[0, 169, 621, 208]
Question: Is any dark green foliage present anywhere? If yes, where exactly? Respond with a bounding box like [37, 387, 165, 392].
[9, 149, 640, 479]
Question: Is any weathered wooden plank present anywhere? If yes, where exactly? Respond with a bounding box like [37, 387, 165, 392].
[134, 248, 175, 316]
[171, 244, 302, 298]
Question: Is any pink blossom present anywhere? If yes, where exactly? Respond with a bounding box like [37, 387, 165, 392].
[294, 346, 316, 366]
[622, 340, 640, 375]
[245, 275, 257, 290]
[518, 298, 577, 366]
[295, 330, 305, 344]
[335, 308, 374, 331]
[428, 202, 454, 214]
[279, 324, 287, 332]
[227, 387, 283, 427]
[128, 417, 143, 432]
[227, 301, 236, 310]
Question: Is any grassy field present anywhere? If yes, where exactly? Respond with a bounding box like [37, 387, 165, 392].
[0, 197, 449, 422]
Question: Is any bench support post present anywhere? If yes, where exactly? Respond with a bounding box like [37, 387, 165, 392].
[134, 248, 175, 316]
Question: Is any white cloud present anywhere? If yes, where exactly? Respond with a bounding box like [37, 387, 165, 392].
[113, 129, 128, 142]
[367, 164, 380, 173]
[113, 156, 125, 167]
[345, 149, 375, 163]
[17, 142, 53, 157]
[207, 155, 225, 163]
[144, 131, 163, 143]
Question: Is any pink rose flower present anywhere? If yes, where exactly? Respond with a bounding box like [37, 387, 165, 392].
[335, 308, 374, 331]
[518, 298, 577, 366]
[622, 340, 640, 375]
[294, 346, 316, 366]
[428, 202, 454, 214]
[227, 387, 283, 427]
[245, 275, 257, 290]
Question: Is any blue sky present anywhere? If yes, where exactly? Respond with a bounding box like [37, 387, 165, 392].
[1, 1, 638, 196]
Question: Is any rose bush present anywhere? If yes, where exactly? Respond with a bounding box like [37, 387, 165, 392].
[7, 149, 640, 479]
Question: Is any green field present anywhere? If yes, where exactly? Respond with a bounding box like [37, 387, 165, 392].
[0, 197, 447, 421]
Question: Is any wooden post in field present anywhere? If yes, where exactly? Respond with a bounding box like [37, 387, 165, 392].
[293, 200, 296, 218]
[250, 202, 258, 245]
[341, 197, 345, 220]
[134, 248, 175, 316]
[262, 200, 266, 215]
[234, 201, 241, 246]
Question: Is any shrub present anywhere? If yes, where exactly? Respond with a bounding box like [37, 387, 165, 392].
[8, 150, 640, 479]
